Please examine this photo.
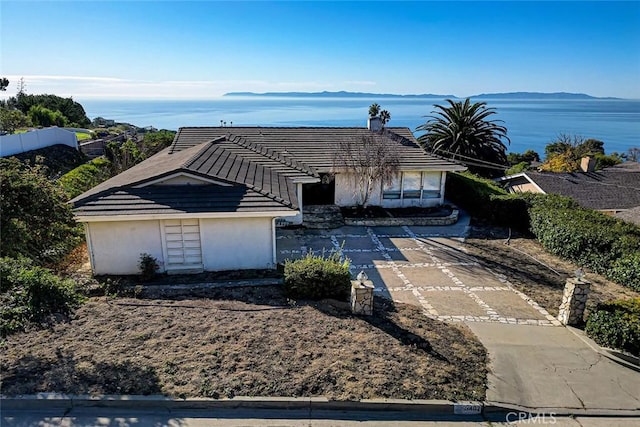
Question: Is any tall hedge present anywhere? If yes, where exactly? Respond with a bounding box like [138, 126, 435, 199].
[529, 197, 640, 291]
[446, 172, 640, 291]
[445, 172, 530, 230]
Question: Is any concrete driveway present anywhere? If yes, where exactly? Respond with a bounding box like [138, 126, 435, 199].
[277, 221, 558, 326]
[277, 221, 640, 413]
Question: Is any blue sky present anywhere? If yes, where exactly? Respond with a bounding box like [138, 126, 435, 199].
[1, 1, 639, 99]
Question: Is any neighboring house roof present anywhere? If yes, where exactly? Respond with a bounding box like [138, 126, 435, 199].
[497, 164, 640, 211]
[72, 126, 466, 218]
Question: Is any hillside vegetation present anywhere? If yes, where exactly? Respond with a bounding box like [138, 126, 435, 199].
[10, 144, 86, 178]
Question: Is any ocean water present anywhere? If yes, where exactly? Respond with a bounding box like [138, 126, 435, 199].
[79, 97, 640, 156]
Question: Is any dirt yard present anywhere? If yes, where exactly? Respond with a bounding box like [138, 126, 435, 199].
[1, 286, 486, 401]
[465, 225, 639, 318]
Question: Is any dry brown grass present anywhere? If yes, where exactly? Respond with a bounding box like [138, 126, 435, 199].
[465, 226, 639, 318]
[1, 287, 486, 401]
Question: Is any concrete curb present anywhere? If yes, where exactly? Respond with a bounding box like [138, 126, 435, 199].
[4, 395, 639, 417]
[566, 326, 640, 373]
[0, 394, 481, 415]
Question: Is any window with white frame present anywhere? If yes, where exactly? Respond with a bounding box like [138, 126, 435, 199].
[382, 173, 402, 199]
[382, 171, 442, 200]
[402, 172, 422, 198]
[422, 172, 442, 198]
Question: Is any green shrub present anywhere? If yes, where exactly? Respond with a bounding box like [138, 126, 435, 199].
[585, 298, 640, 356]
[488, 193, 530, 231]
[58, 157, 113, 199]
[504, 161, 529, 176]
[529, 201, 640, 284]
[1, 158, 82, 265]
[445, 172, 507, 220]
[283, 251, 351, 300]
[0, 257, 84, 336]
[445, 172, 530, 230]
[139, 253, 159, 282]
[608, 253, 640, 292]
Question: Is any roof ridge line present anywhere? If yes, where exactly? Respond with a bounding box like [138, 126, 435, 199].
[183, 137, 226, 168]
[227, 133, 318, 177]
[168, 128, 182, 154]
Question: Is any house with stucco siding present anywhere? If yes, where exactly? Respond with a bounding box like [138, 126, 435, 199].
[71, 124, 465, 275]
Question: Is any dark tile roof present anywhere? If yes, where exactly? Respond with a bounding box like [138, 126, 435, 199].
[504, 167, 640, 211]
[171, 127, 467, 173]
[73, 185, 294, 217]
[72, 137, 310, 216]
[73, 126, 466, 218]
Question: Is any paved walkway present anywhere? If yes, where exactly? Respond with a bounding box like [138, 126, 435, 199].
[469, 323, 640, 412]
[277, 221, 558, 326]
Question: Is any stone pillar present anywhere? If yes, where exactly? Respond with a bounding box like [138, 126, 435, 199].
[558, 278, 591, 325]
[350, 280, 374, 315]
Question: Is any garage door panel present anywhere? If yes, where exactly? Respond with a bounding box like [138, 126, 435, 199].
[163, 219, 203, 272]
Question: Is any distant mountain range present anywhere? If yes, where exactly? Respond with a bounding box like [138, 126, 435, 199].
[224, 91, 619, 100]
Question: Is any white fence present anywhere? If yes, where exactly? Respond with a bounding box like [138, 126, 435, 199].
[0, 127, 78, 157]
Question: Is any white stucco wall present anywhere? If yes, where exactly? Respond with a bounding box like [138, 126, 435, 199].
[334, 173, 383, 206]
[87, 220, 164, 275]
[199, 217, 275, 270]
[85, 215, 277, 275]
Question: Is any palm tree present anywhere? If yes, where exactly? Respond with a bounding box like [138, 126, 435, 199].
[368, 103, 381, 118]
[379, 110, 391, 126]
[416, 99, 510, 176]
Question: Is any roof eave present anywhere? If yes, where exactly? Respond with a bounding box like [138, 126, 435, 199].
[75, 209, 299, 223]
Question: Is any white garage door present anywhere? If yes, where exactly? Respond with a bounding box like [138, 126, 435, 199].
[163, 219, 203, 273]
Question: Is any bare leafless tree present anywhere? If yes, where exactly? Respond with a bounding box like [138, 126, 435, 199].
[627, 147, 640, 162]
[332, 134, 400, 207]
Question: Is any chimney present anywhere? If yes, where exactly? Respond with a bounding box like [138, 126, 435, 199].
[367, 116, 382, 132]
[580, 156, 596, 173]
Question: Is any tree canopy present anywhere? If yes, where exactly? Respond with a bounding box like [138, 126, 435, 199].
[0, 108, 30, 134]
[105, 130, 176, 174]
[540, 134, 622, 172]
[28, 105, 67, 127]
[507, 149, 540, 165]
[416, 99, 510, 177]
[7, 93, 90, 127]
[0, 158, 81, 265]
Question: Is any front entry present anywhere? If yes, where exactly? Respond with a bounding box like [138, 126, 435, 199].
[302, 173, 335, 205]
[162, 219, 204, 273]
